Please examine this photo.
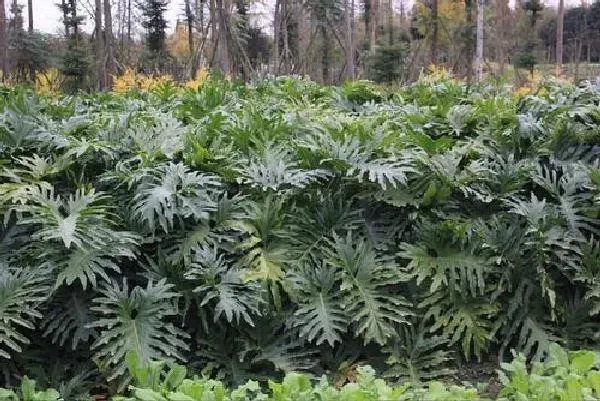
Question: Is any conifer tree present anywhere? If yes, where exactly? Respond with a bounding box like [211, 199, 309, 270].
[138, 0, 169, 53]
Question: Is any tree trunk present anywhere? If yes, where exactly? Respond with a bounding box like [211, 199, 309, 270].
[0, 0, 7, 81]
[104, 0, 115, 87]
[281, 0, 290, 74]
[27, 0, 34, 80]
[465, 0, 474, 84]
[369, 0, 377, 54]
[127, 0, 131, 45]
[209, 0, 217, 66]
[273, 0, 281, 74]
[364, 0, 370, 40]
[215, 0, 231, 75]
[495, 0, 507, 74]
[70, 0, 78, 36]
[556, 0, 564, 75]
[197, 0, 205, 36]
[322, 25, 330, 84]
[61, 0, 69, 36]
[197, 0, 207, 68]
[95, 0, 105, 89]
[431, 0, 438, 64]
[475, 0, 484, 81]
[186, 0, 194, 54]
[296, 0, 309, 75]
[351, 0, 355, 70]
[117, 0, 122, 49]
[575, 38, 582, 80]
[185, 0, 196, 78]
[344, 0, 355, 80]
[27, 0, 32, 32]
[584, 6, 590, 64]
[388, 0, 393, 45]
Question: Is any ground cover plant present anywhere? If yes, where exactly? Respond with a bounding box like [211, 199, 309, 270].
[2, 76, 600, 397]
[3, 344, 600, 400]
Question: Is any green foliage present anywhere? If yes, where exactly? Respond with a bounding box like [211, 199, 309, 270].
[60, 39, 92, 93]
[137, 0, 169, 54]
[89, 279, 189, 386]
[0, 266, 51, 359]
[367, 44, 410, 84]
[2, 77, 600, 393]
[383, 318, 455, 384]
[0, 377, 60, 401]
[497, 343, 600, 400]
[6, 344, 600, 400]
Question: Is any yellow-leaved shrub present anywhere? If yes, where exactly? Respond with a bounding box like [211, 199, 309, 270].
[185, 69, 210, 90]
[112, 68, 174, 94]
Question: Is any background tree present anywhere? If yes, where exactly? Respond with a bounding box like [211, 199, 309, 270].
[3, 0, 600, 88]
[139, 0, 168, 53]
[515, 0, 543, 76]
[556, 0, 564, 74]
[272, 0, 282, 73]
[430, 0, 438, 64]
[104, 0, 115, 86]
[138, 0, 170, 72]
[95, 0, 105, 89]
[345, 0, 355, 79]
[369, 0, 377, 54]
[215, 0, 231, 74]
[304, 0, 343, 83]
[475, 0, 483, 81]
[5, 0, 50, 83]
[465, 0, 475, 83]
[0, 0, 8, 80]
[57, 0, 92, 91]
[495, 0, 509, 74]
[184, 0, 196, 78]
[27, 0, 32, 31]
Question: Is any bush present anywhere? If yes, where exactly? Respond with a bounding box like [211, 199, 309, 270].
[367, 43, 410, 84]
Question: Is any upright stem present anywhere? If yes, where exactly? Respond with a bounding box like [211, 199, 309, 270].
[282, 0, 289, 74]
[27, 0, 33, 32]
[465, 0, 474, 84]
[296, 0, 309, 75]
[104, 0, 115, 86]
[62, 0, 69, 36]
[0, 0, 7, 81]
[95, 0, 105, 89]
[70, 0, 78, 37]
[345, 0, 355, 80]
[475, 0, 484, 82]
[388, 0, 393, 45]
[556, 0, 564, 75]
[369, 0, 377, 54]
[198, 0, 206, 67]
[431, 0, 438, 64]
[215, 0, 231, 75]
[127, 0, 131, 46]
[497, 0, 506, 74]
[185, 0, 196, 78]
[322, 24, 330, 83]
[273, 0, 281, 74]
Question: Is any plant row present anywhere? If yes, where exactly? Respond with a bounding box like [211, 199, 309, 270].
[3, 344, 600, 401]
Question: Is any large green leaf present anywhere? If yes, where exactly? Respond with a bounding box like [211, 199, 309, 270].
[89, 279, 189, 385]
[0, 265, 51, 359]
[328, 233, 412, 345]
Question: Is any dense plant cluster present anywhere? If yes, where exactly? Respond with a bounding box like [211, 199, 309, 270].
[3, 344, 600, 400]
[1, 76, 600, 395]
